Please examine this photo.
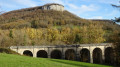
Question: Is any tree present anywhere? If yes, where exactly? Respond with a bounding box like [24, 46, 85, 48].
[75, 22, 105, 44]
[110, 30, 120, 66]
[112, 1, 120, 9]
[9, 30, 13, 38]
[111, 2, 120, 66]
[61, 27, 75, 44]
[112, 1, 120, 23]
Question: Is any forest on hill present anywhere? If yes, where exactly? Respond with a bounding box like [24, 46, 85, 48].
[0, 6, 120, 47]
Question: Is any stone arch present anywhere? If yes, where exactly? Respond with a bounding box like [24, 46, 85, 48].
[105, 47, 114, 65]
[51, 50, 62, 59]
[93, 48, 102, 64]
[80, 48, 90, 62]
[23, 50, 33, 57]
[37, 50, 48, 58]
[65, 49, 76, 60]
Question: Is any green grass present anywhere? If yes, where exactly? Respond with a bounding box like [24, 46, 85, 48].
[0, 53, 113, 67]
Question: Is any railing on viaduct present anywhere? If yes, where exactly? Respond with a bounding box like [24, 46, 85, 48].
[10, 43, 114, 65]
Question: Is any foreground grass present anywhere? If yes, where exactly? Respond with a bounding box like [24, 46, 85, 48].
[0, 53, 113, 67]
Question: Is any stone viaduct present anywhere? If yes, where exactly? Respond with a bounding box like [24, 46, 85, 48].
[10, 43, 114, 64]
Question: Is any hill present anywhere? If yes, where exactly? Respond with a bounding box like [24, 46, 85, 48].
[0, 6, 89, 29]
[0, 5, 119, 32]
[0, 6, 119, 31]
[0, 53, 112, 67]
[0, 5, 120, 46]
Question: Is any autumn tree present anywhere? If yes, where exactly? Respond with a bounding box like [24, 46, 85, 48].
[61, 27, 75, 44]
[46, 28, 60, 43]
[74, 22, 105, 44]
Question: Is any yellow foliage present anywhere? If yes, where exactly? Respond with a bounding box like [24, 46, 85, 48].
[26, 28, 36, 39]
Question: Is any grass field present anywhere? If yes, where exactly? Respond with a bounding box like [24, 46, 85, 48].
[0, 53, 113, 67]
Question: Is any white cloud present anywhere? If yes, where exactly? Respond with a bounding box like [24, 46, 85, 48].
[80, 4, 98, 12]
[40, 0, 64, 5]
[0, 3, 17, 8]
[81, 0, 119, 5]
[66, 4, 99, 16]
[0, 2, 19, 12]
[107, 10, 119, 16]
[99, 0, 119, 5]
[88, 16, 103, 19]
[13, 0, 38, 7]
[67, 4, 78, 9]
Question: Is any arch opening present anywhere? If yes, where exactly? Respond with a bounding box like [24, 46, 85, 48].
[105, 47, 114, 65]
[51, 50, 62, 59]
[23, 50, 33, 57]
[80, 49, 90, 62]
[65, 49, 76, 60]
[37, 50, 48, 58]
[93, 48, 102, 64]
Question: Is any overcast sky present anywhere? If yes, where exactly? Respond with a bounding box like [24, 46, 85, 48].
[0, 0, 120, 19]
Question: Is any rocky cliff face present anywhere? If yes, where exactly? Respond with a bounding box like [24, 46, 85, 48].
[42, 3, 64, 11]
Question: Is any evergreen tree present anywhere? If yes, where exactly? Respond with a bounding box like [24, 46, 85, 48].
[9, 30, 13, 38]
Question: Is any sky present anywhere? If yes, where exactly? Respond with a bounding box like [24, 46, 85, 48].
[0, 0, 120, 20]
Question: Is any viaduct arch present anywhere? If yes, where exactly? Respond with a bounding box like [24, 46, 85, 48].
[80, 48, 90, 62]
[105, 47, 114, 65]
[65, 49, 76, 60]
[51, 50, 62, 59]
[23, 50, 33, 57]
[93, 48, 102, 64]
[10, 43, 113, 64]
[37, 50, 48, 58]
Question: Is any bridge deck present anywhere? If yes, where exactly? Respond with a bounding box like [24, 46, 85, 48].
[10, 43, 112, 49]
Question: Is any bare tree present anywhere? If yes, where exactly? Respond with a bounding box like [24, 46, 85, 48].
[112, 1, 120, 8]
[111, 1, 120, 23]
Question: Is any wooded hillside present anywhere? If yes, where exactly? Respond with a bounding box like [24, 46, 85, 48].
[0, 6, 119, 47]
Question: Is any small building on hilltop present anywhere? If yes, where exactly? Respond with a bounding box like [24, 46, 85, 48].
[41, 3, 64, 11]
